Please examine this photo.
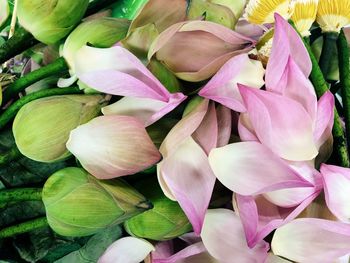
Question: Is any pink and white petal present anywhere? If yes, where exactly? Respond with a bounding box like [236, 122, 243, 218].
[321, 164, 350, 222]
[238, 113, 258, 141]
[192, 102, 218, 155]
[75, 46, 169, 99]
[66, 116, 161, 179]
[266, 14, 311, 91]
[265, 253, 290, 263]
[158, 137, 216, 234]
[159, 99, 209, 157]
[216, 105, 232, 147]
[239, 85, 318, 161]
[199, 54, 265, 112]
[102, 93, 186, 127]
[314, 91, 335, 148]
[201, 209, 269, 263]
[234, 19, 265, 41]
[98, 237, 154, 263]
[272, 218, 350, 263]
[208, 142, 312, 196]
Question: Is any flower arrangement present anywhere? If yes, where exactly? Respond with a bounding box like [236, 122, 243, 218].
[0, 0, 350, 262]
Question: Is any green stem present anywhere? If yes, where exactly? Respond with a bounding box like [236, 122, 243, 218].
[338, 30, 350, 151]
[319, 32, 339, 78]
[2, 57, 69, 104]
[0, 27, 38, 65]
[0, 87, 81, 129]
[0, 147, 22, 166]
[0, 217, 48, 238]
[0, 188, 42, 203]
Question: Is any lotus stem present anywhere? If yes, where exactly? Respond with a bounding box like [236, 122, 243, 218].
[319, 32, 339, 78]
[0, 188, 42, 203]
[0, 147, 22, 166]
[0, 217, 48, 238]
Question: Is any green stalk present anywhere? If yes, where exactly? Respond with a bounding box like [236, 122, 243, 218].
[2, 57, 69, 104]
[319, 32, 339, 78]
[338, 30, 350, 150]
[0, 217, 48, 238]
[0, 87, 81, 129]
[0, 147, 22, 166]
[0, 188, 42, 203]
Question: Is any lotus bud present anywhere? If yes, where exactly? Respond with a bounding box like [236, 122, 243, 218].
[187, 0, 238, 29]
[62, 17, 131, 73]
[124, 179, 192, 240]
[17, 0, 89, 45]
[13, 95, 104, 163]
[0, 0, 9, 28]
[43, 167, 151, 237]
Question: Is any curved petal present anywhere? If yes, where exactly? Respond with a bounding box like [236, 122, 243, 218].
[272, 218, 350, 263]
[238, 113, 258, 141]
[67, 116, 161, 179]
[199, 54, 265, 112]
[201, 209, 269, 262]
[98, 237, 154, 263]
[216, 105, 232, 147]
[208, 142, 312, 196]
[158, 137, 216, 234]
[239, 85, 318, 161]
[321, 164, 350, 222]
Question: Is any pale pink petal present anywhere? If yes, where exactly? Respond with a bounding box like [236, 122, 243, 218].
[234, 19, 265, 40]
[266, 13, 311, 91]
[321, 164, 350, 222]
[66, 116, 161, 179]
[158, 137, 216, 234]
[239, 85, 318, 161]
[314, 91, 335, 148]
[102, 93, 186, 127]
[208, 142, 312, 196]
[192, 103, 218, 155]
[201, 209, 269, 262]
[199, 54, 265, 112]
[236, 191, 320, 248]
[272, 218, 350, 263]
[265, 253, 290, 263]
[98, 237, 154, 263]
[238, 113, 258, 141]
[216, 105, 232, 147]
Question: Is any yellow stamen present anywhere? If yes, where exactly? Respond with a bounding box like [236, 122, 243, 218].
[291, 0, 319, 37]
[316, 0, 350, 33]
[244, 0, 294, 25]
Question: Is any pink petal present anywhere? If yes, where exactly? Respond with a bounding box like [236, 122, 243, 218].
[98, 237, 154, 263]
[216, 105, 232, 147]
[239, 85, 318, 161]
[66, 116, 161, 179]
[265, 13, 311, 91]
[321, 164, 350, 222]
[158, 137, 216, 234]
[102, 93, 186, 127]
[208, 142, 312, 196]
[272, 218, 350, 262]
[238, 113, 258, 141]
[314, 91, 335, 148]
[201, 209, 269, 262]
[199, 54, 265, 112]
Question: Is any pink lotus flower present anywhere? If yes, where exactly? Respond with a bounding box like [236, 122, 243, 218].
[157, 98, 232, 234]
[148, 20, 256, 82]
[74, 45, 186, 126]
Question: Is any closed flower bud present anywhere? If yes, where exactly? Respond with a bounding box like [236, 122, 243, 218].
[124, 179, 192, 240]
[43, 167, 151, 237]
[17, 0, 89, 44]
[13, 95, 104, 163]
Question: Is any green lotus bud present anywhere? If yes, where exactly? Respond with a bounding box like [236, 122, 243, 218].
[13, 95, 103, 163]
[43, 167, 151, 237]
[17, 0, 89, 45]
[124, 179, 192, 240]
[62, 17, 131, 71]
[183, 96, 205, 117]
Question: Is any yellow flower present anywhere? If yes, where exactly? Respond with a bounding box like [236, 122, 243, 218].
[317, 0, 350, 33]
[291, 0, 319, 37]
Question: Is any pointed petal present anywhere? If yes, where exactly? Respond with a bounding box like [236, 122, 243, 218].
[208, 142, 312, 196]
[199, 54, 265, 112]
[98, 237, 154, 263]
[67, 116, 161, 179]
[239, 85, 318, 161]
[266, 13, 311, 91]
[272, 218, 350, 263]
[238, 113, 258, 141]
[201, 209, 269, 262]
[158, 137, 216, 234]
[216, 105, 232, 147]
[321, 164, 350, 222]
[102, 93, 186, 127]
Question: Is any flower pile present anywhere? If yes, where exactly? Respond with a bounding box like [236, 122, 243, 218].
[0, 0, 350, 262]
